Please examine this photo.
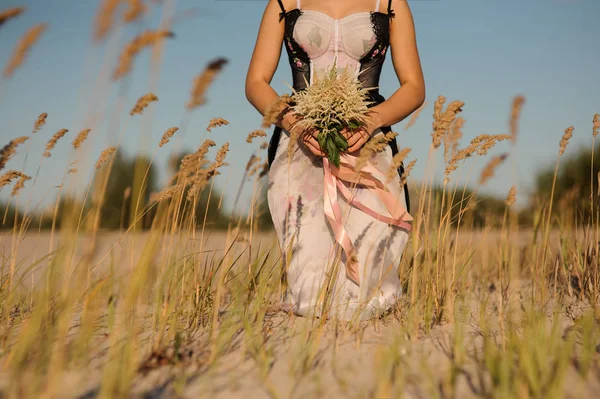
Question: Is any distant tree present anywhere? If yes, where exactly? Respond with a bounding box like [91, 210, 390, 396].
[91, 149, 158, 229]
[165, 149, 230, 230]
[531, 146, 600, 222]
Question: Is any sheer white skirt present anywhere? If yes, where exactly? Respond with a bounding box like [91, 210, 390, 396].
[267, 129, 409, 321]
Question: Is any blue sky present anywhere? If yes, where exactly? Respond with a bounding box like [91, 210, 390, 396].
[1, 0, 599, 215]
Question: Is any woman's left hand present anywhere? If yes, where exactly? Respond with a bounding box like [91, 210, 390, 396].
[340, 120, 378, 153]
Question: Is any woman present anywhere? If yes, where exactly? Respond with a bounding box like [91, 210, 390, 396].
[245, 0, 425, 320]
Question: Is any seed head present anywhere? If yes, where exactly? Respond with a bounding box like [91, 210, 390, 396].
[33, 112, 48, 133]
[186, 58, 228, 110]
[0, 136, 29, 171]
[113, 30, 174, 80]
[559, 126, 574, 156]
[4, 23, 47, 78]
[159, 127, 178, 147]
[95, 146, 117, 169]
[206, 117, 229, 132]
[72, 129, 91, 149]
[0, 7, 26, 27]
[43, 129, 68, 157]
[130, 93, 158, 116]
[246, 130, 267, 143]
[505, 185, 517, 207]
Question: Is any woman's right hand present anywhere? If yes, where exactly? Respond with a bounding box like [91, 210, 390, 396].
[281, 112, 325, 157]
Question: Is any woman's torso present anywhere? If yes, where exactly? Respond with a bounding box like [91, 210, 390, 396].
[278, 0, 395, 98]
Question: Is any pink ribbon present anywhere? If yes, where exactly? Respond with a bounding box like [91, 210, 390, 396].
[322, 153, 413, 286]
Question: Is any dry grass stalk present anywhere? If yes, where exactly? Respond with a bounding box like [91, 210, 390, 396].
[355, 132, 396, 172]
[186, 58, 229, 110]
[206, 117, 229, 132]
[0, 136, 29, 171]
[593, 114, 599, 138]
[477, 134, 511, 155]
[4, 23, 47, 78]
[401, 159, 417, 185]
[559, 126, 574, 156]
[431, 97, 464, 149]
[505, 185, 517, 206]
[33, 112, 48, 133]
[11, 173, 31, 196]
[509, 96, 525, 143]
[479, 153, 508, 186]
[404, 101, 428, 131]
[262, 94, 293, 128]
[246, 130, 267, 143]
[248, 159, 265, 177]
[123, 0, 146, 23]
[43, 129, 68, 157]
[444, 117, 464, 161]
[245, 155, 259, 171]
[172, 139, 216, 184]
[444, 133, 510, 181]
[258, 162, 269, 179]
[260, 141, 269, 150]
[68, 168, 78, 174]
[0, 7, 25, 27]
[72, 129, 91, 149]
[150, 184, 181, 203]
[159, 127, 178, 147]
[187, 142, 229, 201]
[95, 146, 117, 169]
[0, 170, 27, 189]
[387, 148, 412, 180]
[94, 0, 121, 42]
[130, 93, 158, 116]
[113, 30, 175, 80]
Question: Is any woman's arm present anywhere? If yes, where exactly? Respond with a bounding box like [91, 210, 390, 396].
[369, 0, 426, 130]
[245, 0, 324, 156]
[245, 0, 286, 118]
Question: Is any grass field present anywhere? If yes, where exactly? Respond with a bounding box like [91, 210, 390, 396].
[1, 2, 600, 398]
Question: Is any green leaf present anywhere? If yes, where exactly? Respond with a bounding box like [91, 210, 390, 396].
[332, 130, 348, 151]
[326, 138, 340, 167]
[347, 120, 359, 129]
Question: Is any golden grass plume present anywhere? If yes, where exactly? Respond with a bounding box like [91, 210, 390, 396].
[123, 0, 147, 23]
[505, 185, 517, 206]
[0, 136, 29, 171]
[95, 146, 117, 169]
[159, 127, 178, 147]
[509, 95, 525, 143]
[4, 23, 47, 78]
[72, 129, 91, 149]
[113, 30, 175, 80]
[559, 126, 574, 156]
[246, 130, 267, 143]
[94, 0, 122, 42]
[404, 101, 428, 131]
[11, 173, 31, 196]
[33, 112, 48, 133]
[479, 153, 508, 186]
[0, 170, 27, 189]
[43, 129, 68, 157]
[431, 97, 464, 149]
[186, 58, 229, 110]
[0, 6, 25, 27]
[130, 93, 158, 116]
[206, 117, 229, 132]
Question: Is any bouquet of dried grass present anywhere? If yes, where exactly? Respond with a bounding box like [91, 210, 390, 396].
[289, 60, 375, 167]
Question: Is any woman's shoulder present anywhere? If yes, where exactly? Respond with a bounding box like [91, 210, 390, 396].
[272, 0, 297, 12]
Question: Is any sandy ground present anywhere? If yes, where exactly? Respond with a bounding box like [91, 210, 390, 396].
[1, 229, 599, 398]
